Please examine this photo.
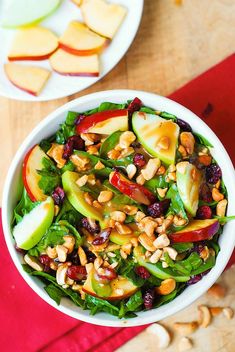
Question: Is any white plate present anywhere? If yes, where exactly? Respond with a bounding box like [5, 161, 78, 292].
[0, 0, 144, 101]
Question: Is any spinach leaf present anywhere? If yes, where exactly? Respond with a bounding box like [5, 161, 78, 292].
[37, 157, 61, 194]
[44, 284, 65, 305]
[119, 260, 145, 287]
[119, 291, 143, 318]
[220, 179, 228, 198]
[55, 112, 76, 144]
[28, 221, 82, 256]
[98, 102, 126, 112]
[39, 139, 52, 153]
[66, 111, 78, 126]
[85, 294, 119, 316]
[154, 290, 178, 308]
[166, 183, 188, 220]
[99, 131, 123, 158]
[61, 161, 76, 173]
[145, 176, 168, 196]
[31, 271, 84, 307]
[191, 254, 216, 275]
[207, 240, 220, 256]
[139, 106, 156, 114]
[194, 132, 213, 147]
[213, 215, 235, 224]
[56, 198, 82, 227]
[13, 188, 39, 225]
[172, 242, 193, 253]
[159, 111, 177, 122]
[22, 264, 35, 274]
[164, 252, 202, 275]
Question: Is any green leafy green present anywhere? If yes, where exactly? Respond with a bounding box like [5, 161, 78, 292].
[139, 106, 156, 114]
[166, 183, 188, 221]
[191, 254, 216, 276]
[194, 132, 213, 147]
[85, 294, 119, 316]
[99, 131, 123, 158]
[37, 157, 61, 194]
[145, 176, 168, 196]
[164, 252, 202, 275]
[159, 111, 177, 122]
[98, 102, 126, 112]
[55, 112, 76, 144]
[119, 291, 143, 318]
[154, 290, 178, 308]
[28, 221, 82, 256]
[13, 188, 39, 225]
[31, 271, 84, 307]
[119, 260, 145, 287]
[44, 284, 65, 305]
[214, 215, 235, 224]
[61, 161, 76, 173]
[172, 242, 193, 253]
[39, 139, 52, 153]
[56, 198, 82, 226]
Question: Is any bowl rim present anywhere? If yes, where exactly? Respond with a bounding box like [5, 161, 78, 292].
[2, 89, 235, 327]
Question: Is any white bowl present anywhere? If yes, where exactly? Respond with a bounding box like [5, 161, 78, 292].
[2, 90, 235, 327]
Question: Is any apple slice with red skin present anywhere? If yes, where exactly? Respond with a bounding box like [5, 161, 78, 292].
[169, 219, 220, 243]
[82, 268, 137, 301]
[76, 109, 128, 134]
[110, 171, 156, 206]
[23, 145, 49, 201]
[4, 63, 50, 96]
[50, 49, 99, 76]
[8, 26, 58, 61]
[59, 21, 109, 56]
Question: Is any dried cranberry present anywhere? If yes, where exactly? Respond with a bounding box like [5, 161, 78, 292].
[15, 245, 26, 254]
[52, 186, 65, 205]
[75, 114, 86, 125]
[92, 227, 112, 245]
[147, 199, 171, 218]
[205, 163, 222, 184]
[85, 250, 96, 263]
[135, 266, 151, 279]
[176, 118, 192, 132]
[39, 254, 51, 266]
[81, 217, 100, 234]
[133, 153, 146, 167]
[43, 266, 52, 273]
[187, 274, 202, 285]
[127, 97, 142, 115]
[96, 267, 117, 281]
[199, 183, 213, 203]
[196, 205, 212, 219]
[68, 250, 80, 265]
[67, 265, 87, 281]
[143, 288, 155, 310]
[63, 135, 84, 160]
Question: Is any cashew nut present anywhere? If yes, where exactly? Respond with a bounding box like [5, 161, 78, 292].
[146, 323, 171, 348]
[173, 321, 198, 335]
[198, 305, 212, 328]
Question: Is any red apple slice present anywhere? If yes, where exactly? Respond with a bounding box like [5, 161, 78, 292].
[23, 145, 49, 201]
[76, 109, 128, 134]
[81, 0, 127, 39]
[49, 49, 99, 76]
[82, 268, 137, 301]
[110, 171, 156, 206]
[59, 21, 109, 56]
[8, 26, 58, 61]
[169, 219, 220, 243]
[4, 63, 51, 96]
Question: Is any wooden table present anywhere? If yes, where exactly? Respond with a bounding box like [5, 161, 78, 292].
[1, 0, 235, 350]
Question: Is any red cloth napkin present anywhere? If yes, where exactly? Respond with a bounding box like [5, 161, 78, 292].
[1, 54, 235, 352]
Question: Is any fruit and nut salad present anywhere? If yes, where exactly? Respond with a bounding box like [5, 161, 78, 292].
[12, 97, 234, 318]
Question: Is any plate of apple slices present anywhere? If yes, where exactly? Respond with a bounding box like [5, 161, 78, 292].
[0, 0, 143, 101]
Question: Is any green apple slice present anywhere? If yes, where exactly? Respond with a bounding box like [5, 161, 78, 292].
[62, 171, 105, 227]
[176, 161, 201, 216]
[13, 197, 54, 250]
[132, 112, 180, 165]
[1, 0, 61, 28]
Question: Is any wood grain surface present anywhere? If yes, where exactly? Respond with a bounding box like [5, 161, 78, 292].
[0, 0, 235, 351]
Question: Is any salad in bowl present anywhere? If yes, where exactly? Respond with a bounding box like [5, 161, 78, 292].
[7, 92, 235, 324]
